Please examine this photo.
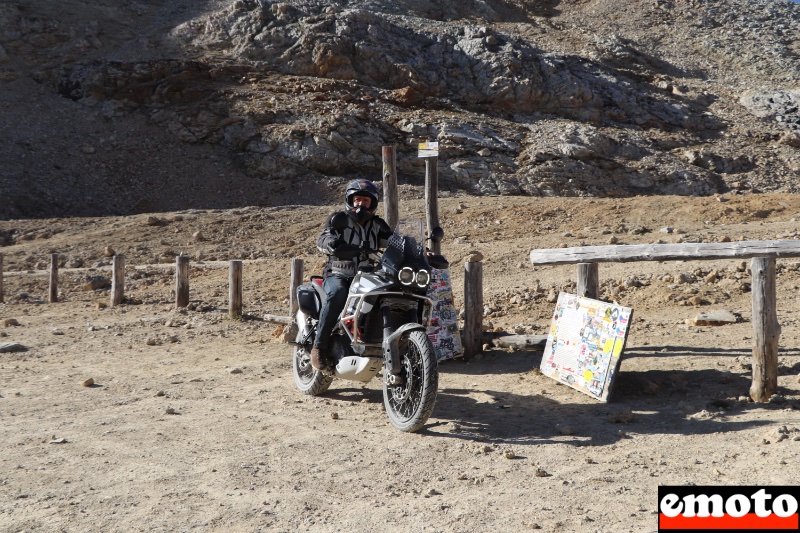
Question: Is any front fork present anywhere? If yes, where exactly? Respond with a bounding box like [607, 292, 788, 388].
[382, 304, 426, 385]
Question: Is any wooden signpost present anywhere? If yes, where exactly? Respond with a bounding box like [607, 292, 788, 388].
[382, 145, 398, 231]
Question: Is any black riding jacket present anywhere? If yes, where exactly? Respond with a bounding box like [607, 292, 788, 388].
[317, 212, 392, 278]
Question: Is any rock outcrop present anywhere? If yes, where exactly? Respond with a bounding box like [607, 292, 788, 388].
[1, 0, 799, 218]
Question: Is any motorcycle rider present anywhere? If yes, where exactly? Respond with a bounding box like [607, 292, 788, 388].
[311, 179, 393, 370]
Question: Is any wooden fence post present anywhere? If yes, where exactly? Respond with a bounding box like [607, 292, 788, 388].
[750, 256, 780, 401]
[283, 258, 304, 342]
[463, 261, 483, 358]
[289, 258, 303, 317]
[425, 156, 440, 255]
[229, 260, 243, 319]
[577, 262, 599, 300]
[0, 253, 4, 303]
[176, 255, 190, 308]
[111, 255, 125, 307]
[48, 253, 58, 303]
[382, 145, 399, 231]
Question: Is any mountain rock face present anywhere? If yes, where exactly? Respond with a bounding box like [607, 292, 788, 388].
[1, 0, 799, 218]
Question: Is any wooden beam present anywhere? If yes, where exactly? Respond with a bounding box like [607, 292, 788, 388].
[264, 314, 292, 325]
[111, 255, 125, 307]
[425, 156, 441, 255]
[382, 145, 398, 231]
[48, 254, 58, 303]
[577, 262, 599, 299]
[491, 334, 548, 350]
[289, 258, 303, 317]
[175, 255, 189, 308]
[463, 261, 483, 359]
[229, 260, 243, 319]
[283, 258, 303, 341]
[530, 240, 800, 266]
[750, 256, 780, 402]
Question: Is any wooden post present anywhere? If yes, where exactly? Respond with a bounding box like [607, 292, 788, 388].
[176, 255, 190, 308]
[48, 253, 58, 303]
[111, 255, 125, 307]
[382, 145, 399, 231]
[289, 258, 303, 317]
[425, 156, 441, 255]
[750, 256, 780, 402]
[283, 258, 304, 342]
[0, 253, 4, 303]
[463, 261, 483, 358]
[577, 262, 599, 300]
[229, 260, 243, 319]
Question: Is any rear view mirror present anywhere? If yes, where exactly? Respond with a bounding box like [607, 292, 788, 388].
[427, 254, 449, 270]
[429, 226, 444, 244]
[330, 212, 349, 231]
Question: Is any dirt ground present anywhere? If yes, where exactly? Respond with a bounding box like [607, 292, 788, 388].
[2, 192, 800, 532]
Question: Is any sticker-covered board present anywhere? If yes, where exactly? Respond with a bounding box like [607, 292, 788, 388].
[426, 268, 463, 361]
[540, 292, 633, 401]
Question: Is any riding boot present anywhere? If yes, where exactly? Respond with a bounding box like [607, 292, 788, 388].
[310, 346, 325, 370]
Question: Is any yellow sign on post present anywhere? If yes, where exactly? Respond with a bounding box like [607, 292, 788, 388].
[417, 142, 439, 158]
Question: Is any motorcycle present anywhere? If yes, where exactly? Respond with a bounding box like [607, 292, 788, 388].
[291, 217, 448, 432]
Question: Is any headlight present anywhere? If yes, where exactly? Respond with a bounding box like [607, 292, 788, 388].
[415, 269, 430, 288]
[398, 267, 415, 285]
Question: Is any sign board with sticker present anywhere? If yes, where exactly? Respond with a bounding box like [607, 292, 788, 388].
[540, 292, 633, 401]
[417, 142, 439, 158]
[426, 268, 462, 361]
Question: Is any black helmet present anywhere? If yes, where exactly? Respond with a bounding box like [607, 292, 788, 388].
[344, 179, 379, 224]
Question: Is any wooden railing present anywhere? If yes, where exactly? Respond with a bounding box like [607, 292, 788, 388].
[529, 240, 800, 402]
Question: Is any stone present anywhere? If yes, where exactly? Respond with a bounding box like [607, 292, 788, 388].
[687, 310, 738, 326]
[4, 318, 19, 327]
[104, 245, 115, 257]
[145, 216, 161, 226]
[556, 424, 574, 435]
[82, 378, 95, 387]
[66, 258, 84, 268]
[0, 342, 26, 353]
[230, 367, 243, 374]
[83, 276, 111, 291]
[611, 410, 634, 423]
[192, 231, 205, 242]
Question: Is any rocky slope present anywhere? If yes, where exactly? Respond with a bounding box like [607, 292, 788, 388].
[1, 0, 799, 218]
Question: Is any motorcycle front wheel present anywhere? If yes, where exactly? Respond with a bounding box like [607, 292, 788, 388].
[383, 330, 438, 432]
[292, 329, 333, 396]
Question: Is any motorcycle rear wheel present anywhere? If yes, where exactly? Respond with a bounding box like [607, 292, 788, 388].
[383, 330, 438, 432]
[292, 330, 333, 396]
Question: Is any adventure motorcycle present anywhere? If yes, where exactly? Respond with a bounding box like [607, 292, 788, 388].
[291, 218, 448, 432]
